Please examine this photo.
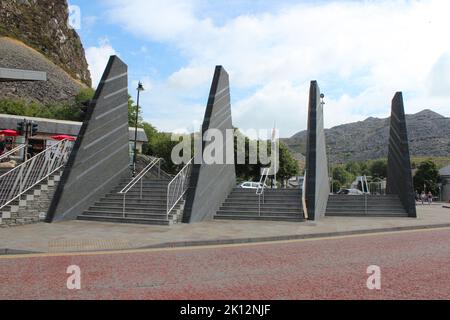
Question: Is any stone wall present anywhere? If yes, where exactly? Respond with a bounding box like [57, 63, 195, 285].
[0, 174, 59, 228]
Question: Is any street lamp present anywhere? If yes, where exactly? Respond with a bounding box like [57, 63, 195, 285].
[133, 81, 144, 177]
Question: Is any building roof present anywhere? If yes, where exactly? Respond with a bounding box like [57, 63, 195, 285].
[0, 114, 148, 142]
[439, 165, 450, 177]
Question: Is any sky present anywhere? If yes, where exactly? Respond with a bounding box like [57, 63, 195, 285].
[69, 0, 450, 138]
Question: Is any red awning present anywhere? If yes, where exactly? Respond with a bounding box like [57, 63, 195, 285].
[51, 135, 76, 141]
[0, 130, 19, 137]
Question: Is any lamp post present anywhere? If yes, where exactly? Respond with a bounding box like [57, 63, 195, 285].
[133, 81, 144, 177]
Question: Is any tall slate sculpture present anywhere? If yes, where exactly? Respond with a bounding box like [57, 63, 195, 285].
[305, 81, 330, 220]
[183, 66, 236, 223]
[46, 56, 130, 222]
[386, 92, 417, 217]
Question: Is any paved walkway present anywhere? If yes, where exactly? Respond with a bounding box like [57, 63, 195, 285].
[1, 228, 449, 299]
[1, 204, 449, 254]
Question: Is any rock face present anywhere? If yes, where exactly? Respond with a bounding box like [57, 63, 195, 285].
[283, 110, 450, 163]
[0, 37, 86, 104]
[0, 0, 91, 87]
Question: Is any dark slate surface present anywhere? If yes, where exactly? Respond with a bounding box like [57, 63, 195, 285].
[305, 81, 330, 221]
[183, 66, 236, 223]
[386, 92, 417, 217]
[46, 56, 131, 222]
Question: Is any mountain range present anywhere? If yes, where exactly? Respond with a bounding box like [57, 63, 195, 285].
[281, 109, 450, 164]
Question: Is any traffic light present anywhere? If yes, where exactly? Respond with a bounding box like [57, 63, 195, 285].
[31, 122, 39, 136]
[16, 121, 25, 136]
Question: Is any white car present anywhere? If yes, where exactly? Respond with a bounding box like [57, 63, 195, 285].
[337, 188, 364, 195]
[239, 182, 268, 189]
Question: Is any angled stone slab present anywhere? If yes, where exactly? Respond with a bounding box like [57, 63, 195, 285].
[386, 92, 417, 217]
[46, 56, 130, 222]
[305, 81, 330, 221]
[183, 66, 236, 223]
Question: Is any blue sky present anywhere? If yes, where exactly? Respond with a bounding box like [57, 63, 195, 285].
[69, 0, 450, 137]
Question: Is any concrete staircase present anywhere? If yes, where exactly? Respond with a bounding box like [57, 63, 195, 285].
[0, 171, 61, 227]
[215, 188, 305, 222]
[326, 194, 408, 217]
[77, 177, 184, 226]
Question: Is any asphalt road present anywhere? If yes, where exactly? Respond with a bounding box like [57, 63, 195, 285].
[0, 228, 449, 300]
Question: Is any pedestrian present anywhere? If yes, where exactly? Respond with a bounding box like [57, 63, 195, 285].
[421, 191, 426, 205]
[427, 191, 433, 205]
[0, 134, 5, 156]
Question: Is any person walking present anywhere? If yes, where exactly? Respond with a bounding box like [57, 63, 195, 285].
[427, 191, 433, 205]
[421, 191, 426, 205]
[0, 134, 5, 157]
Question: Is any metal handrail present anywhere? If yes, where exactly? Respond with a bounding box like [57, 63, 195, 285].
[140, 154, 173, 180]
[166, 157, 194, 217]
[0, 144, 27, 162]
[256, 167, 270, 216]
[0, 139, 73, 210]
[301, 171, 308, 219]
[118, 157, 162, 217]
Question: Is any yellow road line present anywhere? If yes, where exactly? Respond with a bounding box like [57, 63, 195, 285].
[1, 226, 449, 260]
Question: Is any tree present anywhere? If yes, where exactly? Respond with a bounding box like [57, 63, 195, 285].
[414, 160, 440, 194]
[370, 160, 387, 179]
[277, 143, 300, 183]
[345, 162, 360, 177]
[128, 95, 143, 127]
[332, 165, 353, 188]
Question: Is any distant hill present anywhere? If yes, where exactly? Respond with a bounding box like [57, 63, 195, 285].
[281, 109, 450, 164]
[0, 0, 91, 105]
[0, 0, 91, 86]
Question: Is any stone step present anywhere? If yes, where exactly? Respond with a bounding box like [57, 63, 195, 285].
[228, 194, 301, 202]
[82, 210, 172, 219]
[104, 194, 167, 200]
[219, 206, 301, 213]
[93, 200, 179, 209]
[77, 215, 171, 226]
[214, 214, 304, 222]
[217, 209, 303, 216]
[327, 204, 405, 209]
[326, 209, 407, 214]
[222, 201, 302, 208]
[87, 206, 167, 214]
[232, 188, 301, 193]
[326, 212, 409, 217]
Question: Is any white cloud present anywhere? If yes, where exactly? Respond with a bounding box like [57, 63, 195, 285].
[106, 0, 450, 137]
[85, 39, 118, 88]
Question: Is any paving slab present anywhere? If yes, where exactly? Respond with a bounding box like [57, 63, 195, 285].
[0, 204, 449, 254]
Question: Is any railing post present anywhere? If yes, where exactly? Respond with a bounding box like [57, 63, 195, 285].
[123, 194, 126, 218]
[140, 178, 143, 200]
[158, 160, 161, 178]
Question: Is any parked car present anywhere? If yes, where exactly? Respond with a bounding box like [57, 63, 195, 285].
[239, 181, 268, 189]
[337, 188, 364, 195]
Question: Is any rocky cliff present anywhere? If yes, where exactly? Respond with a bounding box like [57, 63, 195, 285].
[282, 110, 450, 163]
[0, 0, 91, 87]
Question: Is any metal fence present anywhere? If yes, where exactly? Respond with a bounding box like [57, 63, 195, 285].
[166, 158, 193, 216]
[0, 139, 73, 209]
